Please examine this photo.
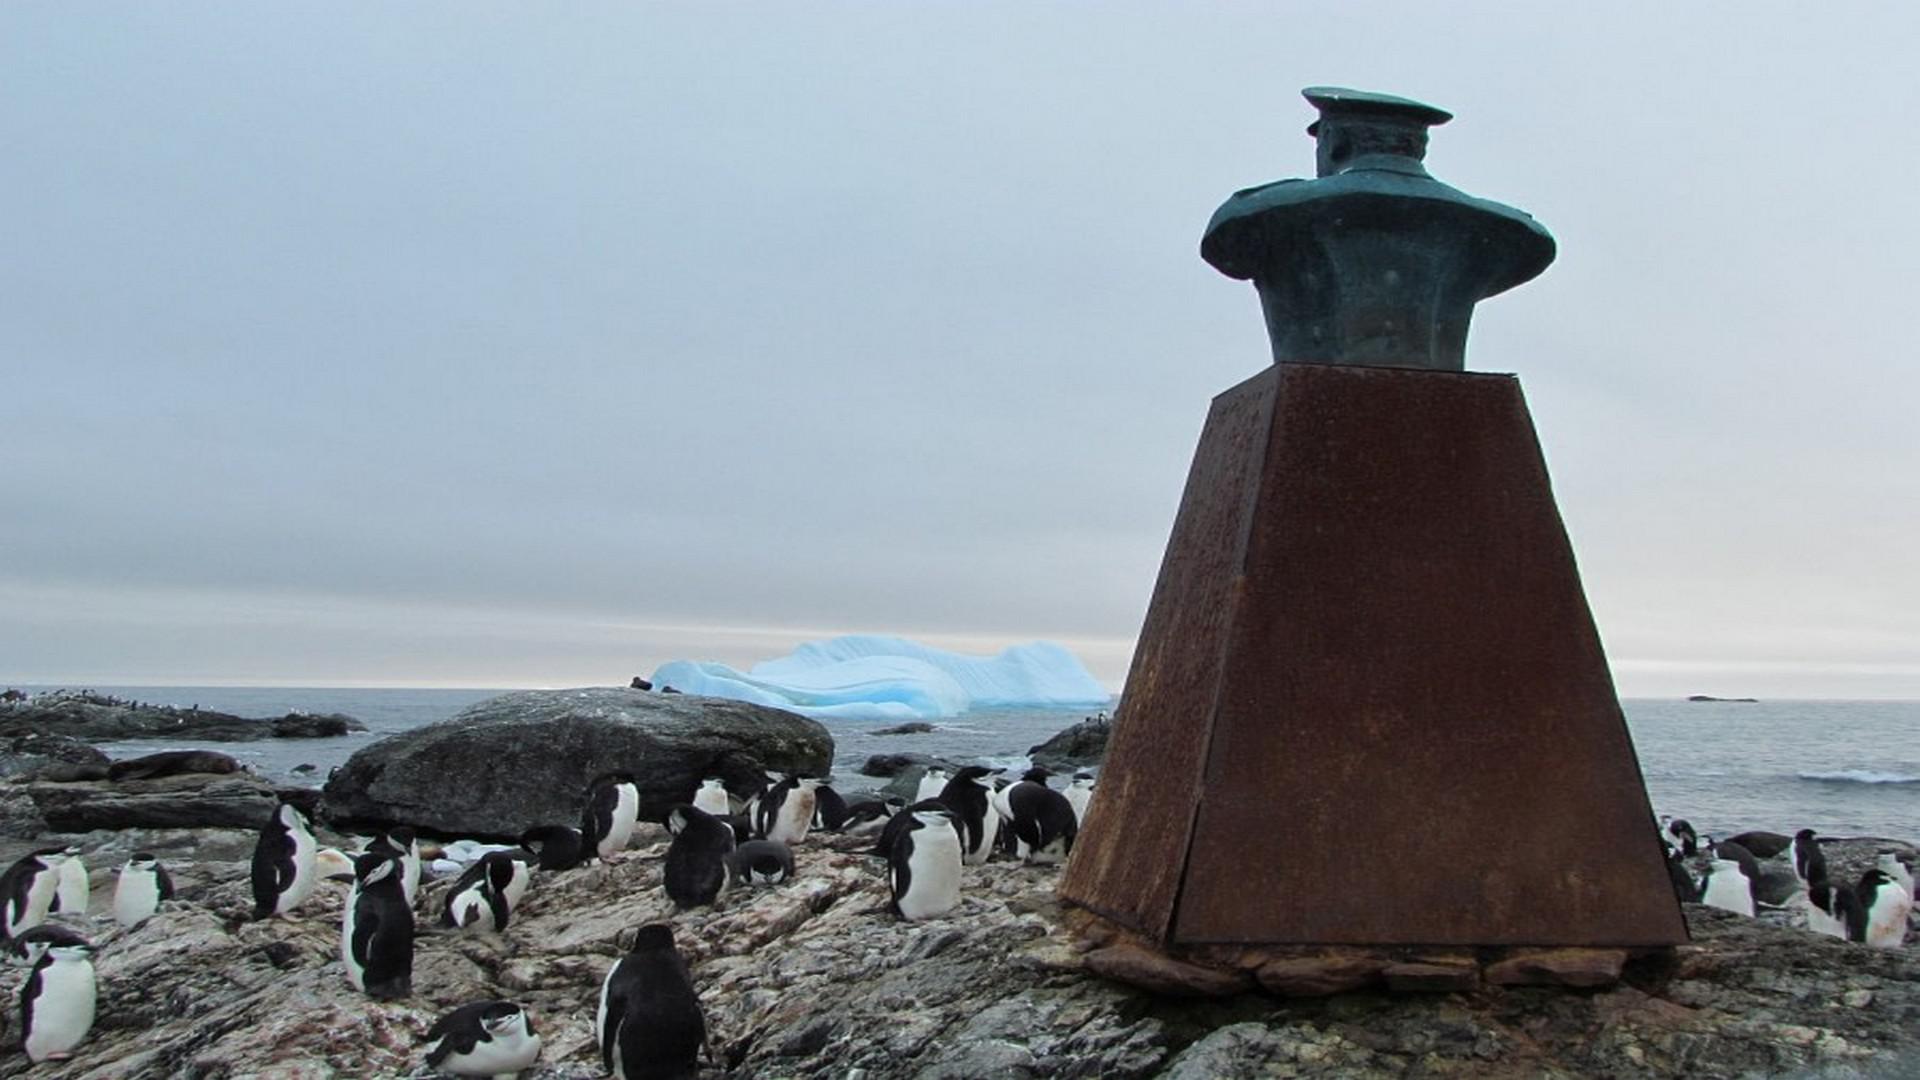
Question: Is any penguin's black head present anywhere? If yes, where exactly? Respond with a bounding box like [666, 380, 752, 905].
[386, 826, 417, 847]
[485, 854, 517, 889]
[1021, 767, 1052, 784]
[481, 1001, 528, 1035]
[1860, 868, 1891, 890]
[623, 923, 676, 953]
[953, 765, 994, 783]
[353, 851, 399, 884]
[664, 804, 699, 835]
[1795, 828, 1818, 841]
[589, 771, 638, 789]
[883, 796, 907, 810]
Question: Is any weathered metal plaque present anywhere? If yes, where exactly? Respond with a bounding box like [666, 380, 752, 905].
[1059, 363, 1686, 947]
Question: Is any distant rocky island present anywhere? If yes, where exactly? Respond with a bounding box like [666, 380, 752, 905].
[0, 689, 367, 743]
[1687, 694, 1760, 703]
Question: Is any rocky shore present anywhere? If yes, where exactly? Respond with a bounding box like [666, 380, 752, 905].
[0, 691, 366, 745]
[0, 822, 1914, 1077]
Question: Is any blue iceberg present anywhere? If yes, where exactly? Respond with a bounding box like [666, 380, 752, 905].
[648, 635, 1112, 720]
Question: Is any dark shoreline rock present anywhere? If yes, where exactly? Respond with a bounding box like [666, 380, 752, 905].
[1028, 713, 1112, 769]
[0, 691, 369, 743]
[320, 687, 834, 839]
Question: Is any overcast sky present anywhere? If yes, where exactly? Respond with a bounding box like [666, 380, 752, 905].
[3, 5, 1917, 698]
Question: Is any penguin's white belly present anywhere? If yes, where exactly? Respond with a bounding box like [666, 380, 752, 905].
[55, 858, 89, 914]
[400, 851, 422, 907]
[915, 776, 945, 802]
[448, 888, 500, 933]
[1865, 885, 1913, 948]
[898, 827, 962, 920]
[1802, 900, 1846, 939]
[768, 793, 816, 845]
[340, 889, 365, 989]
[1700, 870, 1754, 917]
[440, 1027, 542, 1076]
[1066, 787, 1092, 826]
[24, 959, 95, 1061]
[279, 827, 320, 915]
[114, 871, 161, 928]
[13, 869, 61, 936]
[502, 864, 531, 909]
[694, 788, 731, 817]
[604, 788, 640, 855]
[963, 809, 998, 866]
[595, 962, 617, 1053]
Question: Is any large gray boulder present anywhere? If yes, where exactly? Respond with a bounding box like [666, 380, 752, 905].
[320, 687, 833, 839]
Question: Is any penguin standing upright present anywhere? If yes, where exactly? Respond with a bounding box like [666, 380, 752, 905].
[1659, 816, 1699, 857]
[520, 825, 589, 872]
[938, 766, 1001, 866]
[692, 778, 732, 819]
[50, 847, 88, 916]
[1665, 849, 1700, 904]
[1064, 773, 1095, 827]
[1877, 852, 1915, 897]
[113, 854, 174, 929]
[811, 783, 849, 832]
[443, 854, 518, 934]
[582, 774, 641, 861]
[764, 778, 824, 845]
[1853, 868, 1913, 948]
[597, 924, 706, 1080]
[372, 826, 422, 908]
[1791, 828, 1828, 886]
[341, 852, 413, 999]
[1003, 770, 1079, 865]
[18, 939, 95, 1063]
[251, 801, 319, 920]
[664, 805, 736, 909]
[425, 1000, 543, 1078]
[889, 808, 963, 920]
[873, 799, 952, 859]
[0, 851, 67, 939]
[915, 767, 951, 804]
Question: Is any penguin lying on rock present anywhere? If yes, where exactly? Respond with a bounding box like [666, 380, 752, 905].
[426, 1000, 543, 1077]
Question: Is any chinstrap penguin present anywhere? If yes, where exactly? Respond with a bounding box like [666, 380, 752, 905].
[519, 825, 589, 872]
[1790, 828, 1828, 887]
[425, 1000, 542, 1077]
[692, 777, 732, 819]
[582, 773, 641, 861]
[49, 847, 88, 916]
[810, 782, 850, 832]
[342, 851, 413, 999]
[1064, 772, 1096, 826]
[728, 839, 796, 886]
[251, 801, 319, 920]
[1699, 857, 1755, 917]
[113, 853, 174, 929]
[18, 938, 95, 1063]
[914, 767, 951, 804]
[763, 777, 824, 845]
[598, 923, 707, 1080]
[7, 924, 90, 968]
[1, 850, 68, 939]
[890, 807, 963, 920]
[1852, 868, 1912, 948]
[1004, 769, 1078, 864]
[372, 826, 423, 907]
[937, 766, 1000, 866]
[664, 804, 736, 910]
[443, 853, 519, 934]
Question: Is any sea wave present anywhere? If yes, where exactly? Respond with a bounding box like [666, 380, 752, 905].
[1797, 769, 1919, 785]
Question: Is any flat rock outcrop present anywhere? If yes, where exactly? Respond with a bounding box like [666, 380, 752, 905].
[0, 829, 1914, 1079]
[8, 771, 284, 835]
[320, 688, 834, 838]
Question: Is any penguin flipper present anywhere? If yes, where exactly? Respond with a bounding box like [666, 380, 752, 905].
[599, 996, 628, 1073]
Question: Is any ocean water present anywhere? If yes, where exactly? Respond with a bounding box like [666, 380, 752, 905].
[19, 687, 1917, 842]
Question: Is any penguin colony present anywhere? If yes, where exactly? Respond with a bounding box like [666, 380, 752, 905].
[0, 760, 1099, 1071]
[1658, 814, 1913, 947]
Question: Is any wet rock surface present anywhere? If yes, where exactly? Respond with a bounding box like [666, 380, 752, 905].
[0, 831, 1911, 1078]
[321, 688, 834, 838]
[0, 691, 367, 743]
[1026, 714, 1111, 769]
[0, 734, 109, 780]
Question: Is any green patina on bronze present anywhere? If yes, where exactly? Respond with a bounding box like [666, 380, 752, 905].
[1201, 87, 1555, 371]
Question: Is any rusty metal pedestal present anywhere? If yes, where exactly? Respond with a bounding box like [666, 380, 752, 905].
[1058, 363, 1685, 977]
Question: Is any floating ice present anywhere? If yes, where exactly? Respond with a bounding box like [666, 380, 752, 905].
[649, 635, 1111, 720]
